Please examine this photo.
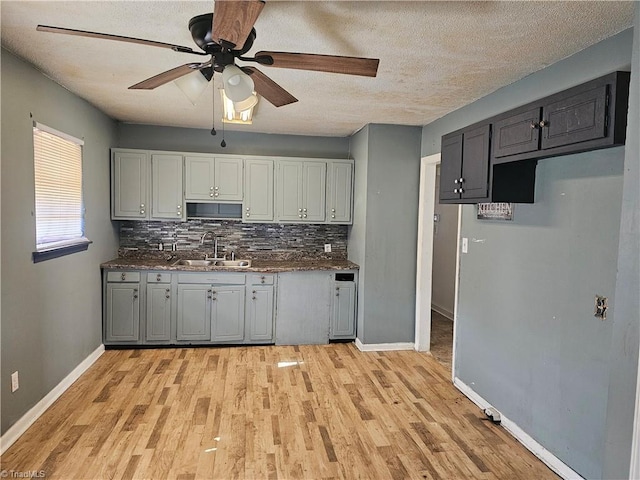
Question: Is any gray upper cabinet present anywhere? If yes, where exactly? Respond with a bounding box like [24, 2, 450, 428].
[327, 161, 353, 224]
[276, 160, 326, 222]
[185, 155, 243, 202]
[112, 149, 148, 219]
[151, 154, 184, 220]
[244, 158, 274, 222]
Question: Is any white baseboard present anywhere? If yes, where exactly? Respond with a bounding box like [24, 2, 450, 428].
[355, 338, 415, 352]
[431, 303, 454, 321]
[453, 377, 583, 480]
[0, 344, 105, 455]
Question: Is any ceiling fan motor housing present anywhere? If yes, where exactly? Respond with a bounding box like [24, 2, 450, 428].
[189, 13, 256, 62]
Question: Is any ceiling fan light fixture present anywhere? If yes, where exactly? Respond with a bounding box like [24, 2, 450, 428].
[174, 68, 211, 105]
[221, 89, 258, 124]
[222, 64, 255, 102]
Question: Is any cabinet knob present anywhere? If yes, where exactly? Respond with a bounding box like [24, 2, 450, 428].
[331, 208, 336, 212]
[459, 188, 465, 193]
[530, 122, 539, 129]
[336, 293, 340, 297]
[209, 193, 214, 197]
[332, 215, 336, 218]
[454, 179, 459, 184]
[246, 213, 250, 218]
[303, 208, 307, 212]
[210, 186, 214, 190]
[459, 177, 464, 183]
[177, 205, 181, 209]
[298, 208, 302, 212]
[539, 120, 548, 128]
[453, 188, 459, 194]
[121, 273, 126, 280]
[246, 207, 250, 211]
[140, 209, 145, 214]
[156, 274, 162, 281]
[214, 193, 219, 197]
[177, 212, 181, 216]
[303, 214, 307, 218]
[214, 186, 219, 190]
[298, 214, 303, 218]
[165, 288, 170, 299]
[261, 276, 265, 284]
[140, 203, 145, 208]
[252, 296, 256, 300]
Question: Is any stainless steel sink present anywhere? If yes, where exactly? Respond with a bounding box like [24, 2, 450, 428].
[172, 259, 215, 267]
[171, 258, 252, 268]
[213, 260, 252, 267]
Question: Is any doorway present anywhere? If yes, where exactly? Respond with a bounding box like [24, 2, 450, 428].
[415, 154, 461, 378]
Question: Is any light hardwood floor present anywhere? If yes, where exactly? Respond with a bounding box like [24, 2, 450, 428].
[1, 344, 558, 479]
[430, 311, 453, 370]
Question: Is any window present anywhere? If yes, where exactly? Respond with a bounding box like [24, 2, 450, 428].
[32, 122, 90, 262]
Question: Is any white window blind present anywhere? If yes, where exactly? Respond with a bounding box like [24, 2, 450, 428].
[33, 122, 87, 252]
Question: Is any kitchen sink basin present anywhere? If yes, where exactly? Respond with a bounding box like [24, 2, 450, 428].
[213, 260, 252, 267]
[172, 259, 252, 268]
[172, 259, 215, 267]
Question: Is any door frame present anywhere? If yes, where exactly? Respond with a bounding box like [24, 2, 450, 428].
[414, 153, 461, 379]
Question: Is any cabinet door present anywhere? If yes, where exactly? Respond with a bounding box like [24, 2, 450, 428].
[151, 154, 184, 220]
[327, 162, 353, 224]
[493, 108, 541, 158]
[461, 124, 491, 200]
[105, 283, 140, 342]
[330, 282, 356, 339]
[112, 150, 148, 219]
[276, 161, 304, 222]
[146, 284, 172, 342]
[244, 159, 274, 222]
[439, 133, 463, 201]
[177, 285, 211, 341]
[214, 157, 243, 201]
[541, 84, 607, 150]
[246, 285, 274, 342]
[211, 286, 245, 342]
[303, 162, 326, 222]
[184, 155, 216, 200]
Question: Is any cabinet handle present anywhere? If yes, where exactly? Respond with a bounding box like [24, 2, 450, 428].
[539, 120, 548, 128]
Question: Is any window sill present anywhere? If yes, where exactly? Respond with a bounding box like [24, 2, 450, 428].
[32, 239, 92, 263]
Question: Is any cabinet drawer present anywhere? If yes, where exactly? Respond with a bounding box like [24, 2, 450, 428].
[147, 272, 171, 283]
[177, 273, 245, 285]
[248, 274, 274, 285]
[107, 271, 141, 283]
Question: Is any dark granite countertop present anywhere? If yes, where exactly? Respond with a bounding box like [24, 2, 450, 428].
[101, 257, 359, 273]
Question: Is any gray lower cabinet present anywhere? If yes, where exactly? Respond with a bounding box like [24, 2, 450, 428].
[146, 283, 172, 342]
[211, 286, 245, 342]
[246, 274, 275, 343]
[330, 280, 356, 339]
[104, 272, 141, 343]
[177, 284, 211, 341]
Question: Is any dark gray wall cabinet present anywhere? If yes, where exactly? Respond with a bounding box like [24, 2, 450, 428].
[440, 71, 630, 204]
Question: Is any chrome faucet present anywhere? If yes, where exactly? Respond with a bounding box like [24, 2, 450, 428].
[200, 231, 219, 259]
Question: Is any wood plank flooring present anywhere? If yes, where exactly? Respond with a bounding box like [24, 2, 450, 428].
[1, 344, 558, 479]
[430, 311, 453, 370]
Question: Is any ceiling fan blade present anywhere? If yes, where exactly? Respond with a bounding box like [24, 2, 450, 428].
[36, 25, 207, 56]
[212, 0, 265, 49]
[256, 51, 379, 77]
[241, 67, 297, 107]
[129, 63, 210, 90]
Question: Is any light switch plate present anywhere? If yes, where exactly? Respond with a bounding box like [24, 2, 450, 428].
[324, 244, 331, 253]
[11, 371, 19, 392]
[462, 237, 468, 253]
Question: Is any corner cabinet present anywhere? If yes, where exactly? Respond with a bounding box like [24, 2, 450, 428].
[439, 124, 491, 203]
[326, 160, 354, 224]
[184, 154, 243, 202]
[112, 150, 148, 219]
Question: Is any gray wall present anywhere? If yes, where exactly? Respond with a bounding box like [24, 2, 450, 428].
[117, 123, 350, 159]
[431, 168, 458, 319]
[420, 28, 635, 479]
[602, 5, 640, 478]
[348, 124, 422, 344]
[0, 49, 119, 435]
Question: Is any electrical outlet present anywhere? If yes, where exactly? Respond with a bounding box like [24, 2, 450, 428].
[594, 295, 608, 320]
[324, 244, 332, 253]
[11, 371, 19, 392]
[461, 237, 469, 254]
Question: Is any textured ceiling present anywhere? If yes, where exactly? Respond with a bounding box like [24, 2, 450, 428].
[1, 1, 635, 137]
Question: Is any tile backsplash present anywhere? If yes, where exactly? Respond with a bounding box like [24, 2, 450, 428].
[118, 220, 348, 260]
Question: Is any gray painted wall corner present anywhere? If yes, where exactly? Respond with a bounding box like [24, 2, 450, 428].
[1, 49, 119, 435]
[602, 4, 640, 478]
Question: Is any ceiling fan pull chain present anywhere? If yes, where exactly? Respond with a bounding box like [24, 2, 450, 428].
[210, 80, 217, 136]
[221, 112, 227, 148]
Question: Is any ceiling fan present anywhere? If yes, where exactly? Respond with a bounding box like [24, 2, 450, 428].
[36, 0, 380, 108]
